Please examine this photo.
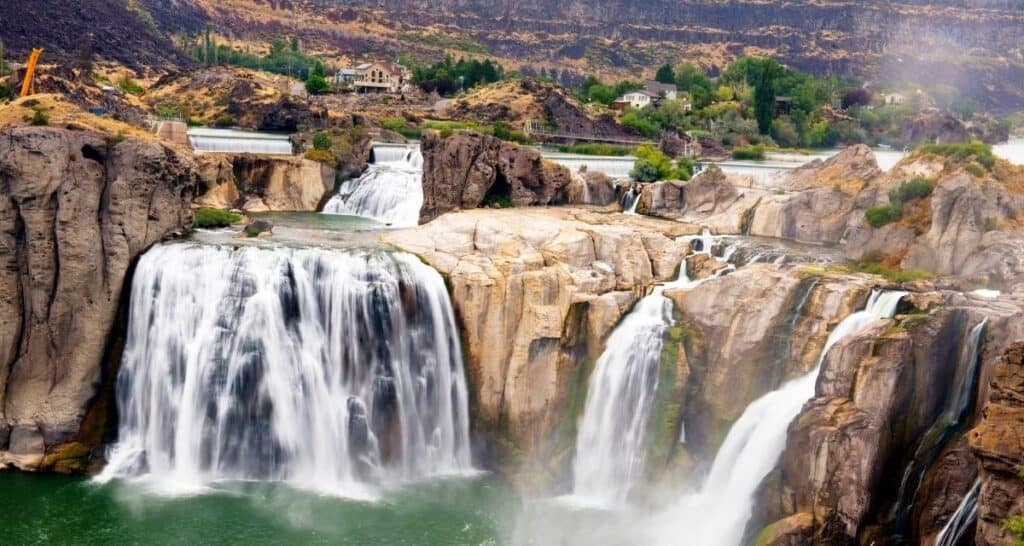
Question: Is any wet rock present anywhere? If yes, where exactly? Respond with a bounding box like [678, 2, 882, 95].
[243, 220, 273, 238]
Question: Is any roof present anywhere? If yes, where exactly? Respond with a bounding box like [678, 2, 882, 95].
[644, 80, 677, 94]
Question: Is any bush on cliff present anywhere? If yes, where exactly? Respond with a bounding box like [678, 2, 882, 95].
[865, 204, 902, 228]
[0, 84, 12, 102]
[918, 141, 995, 170]
[630, 145, 693, 182]
[312, 132, 332, 151]
[193, 207, 243, 228]
[889, 177, 934, 205]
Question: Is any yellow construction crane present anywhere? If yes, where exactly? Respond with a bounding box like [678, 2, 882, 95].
[20, 48, 43, 97]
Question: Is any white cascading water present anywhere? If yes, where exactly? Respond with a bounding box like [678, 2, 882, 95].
[188, 128, 293, 155]
[96, 243, 471, 497]
[652, 289, 907, 546]
[571, 250, 716, 506]
[322, 147, 424, 227]
[621, 187, 640, 215]
[935, 479, 981, 546]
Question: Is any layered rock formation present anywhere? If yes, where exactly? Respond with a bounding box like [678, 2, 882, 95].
[970, 343, 1024, 546]
[195, 154, 336, 212]
[419, 131, 572, 223]
[636, 166, 761, 233]
[0, 126, 198, 471]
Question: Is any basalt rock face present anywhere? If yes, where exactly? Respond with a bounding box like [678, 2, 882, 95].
[748, 145, 881, 244]
[0, 127, 197, 471]
[754, 294, 1024, 546]
[419, 131, 572, 223]
[969, 342, 1024, 546]
[195, 154, 336, 212]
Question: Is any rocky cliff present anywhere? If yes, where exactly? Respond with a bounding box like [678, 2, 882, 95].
[419, 131, 572, 223]
[195, 154, 337, 212]
[0, 126, 198, 471]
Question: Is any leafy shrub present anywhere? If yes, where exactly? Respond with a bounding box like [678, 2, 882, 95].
[676, 156, 695, 180]
[193, 207, 242, 228]
[918, 141, 995, 170]
[305, 62, 331, 95]
[0, 84, 12, 101]
[1001, 515, 1024, 546]
[304, 149, 335, 164]
[312, 132, 332, 151]
[29, 107, 49, 126]
[630, 158, 661, 182]
[212, 114, 235, 128]
[731, 144, 766, 160]
[630, 145, 692, 181]
[117, 77, 144, 96]
[865, 203, 902, 228]
[558, 143, 634, 156]
[889, 177, 934, 205]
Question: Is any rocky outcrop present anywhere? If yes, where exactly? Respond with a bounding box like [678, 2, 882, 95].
[567, 171, 617, 206]
[0, 126, 197, 471]
[419, 131, 572, 223]
[755, 294, 1024, 545]
[195, 154, 336, 212]
[636, 166, 762, 233]
[747, 145, 881, 244]
[900, 108, 972, 145]
[384, 207, 695, 487]
[969, 342, 1024, 546]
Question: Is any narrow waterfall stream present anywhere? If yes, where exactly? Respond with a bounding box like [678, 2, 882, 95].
[889, 319, 988, 537]
[935, 479, 982, 546]
[651, 290, 907, 546]
[322, 147, 424, 227]
[97, 243, 471, 497]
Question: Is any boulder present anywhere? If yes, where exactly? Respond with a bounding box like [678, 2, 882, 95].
[636, 166, 762, 233]
[0, 127, 197, 471]
[419, 131, 572, 223]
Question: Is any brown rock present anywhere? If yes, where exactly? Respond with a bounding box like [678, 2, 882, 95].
[0, 126, 197, 470]
[195, 154, 336, 212]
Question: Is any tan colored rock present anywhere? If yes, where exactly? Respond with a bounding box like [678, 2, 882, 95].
[636, 166, 762, 233]
[195, 153, 336, 212]
[0, 127, 197, 470]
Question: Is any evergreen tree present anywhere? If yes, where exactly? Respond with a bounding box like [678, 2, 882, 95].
[655, 63, 675, 84]
[754, 60, 779, 135]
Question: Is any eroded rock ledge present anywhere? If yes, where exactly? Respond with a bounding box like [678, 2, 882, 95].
[0, 126, 198, 471]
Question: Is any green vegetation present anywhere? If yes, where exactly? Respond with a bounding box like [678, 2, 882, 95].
[304, 62, 331, 95]
[865, 204, 903, 228]
[918, 141, 996, 170]
[212, 114, 235, 128]
[864, 177, 934, 228]
[731, 144, 766, 160]
[312, 131, 332, 151]
[29, 107, 49, 126]
[483, 194, 513, 208]
[187, 31, 322, 80]
[630, 145, 692, 182]
[0, 84, 12, 102]
[193, 207, 243, 228]
[557, 143, 635, 156]
[412, 56, 504, 96]
[857, 261, 933, 283]
[579, 76, 642, 106]
[1002, 515, 1024, 545]
[381, 117, 422, 140]
[491, 121, 532, 144]
[964, 163, 986, 178]
[118, 77, 144, 96]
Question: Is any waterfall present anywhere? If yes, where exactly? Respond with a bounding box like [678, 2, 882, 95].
[571, 245, 723, 506]
[935, 479, 981, 546]
[188, 128, 293, 155]
[96, 243, 471, 497]
[889, 319, 987, 535]
[322, 147, 423, 227]
[621, 187, 640, 214]
[657, 290, 907, 546]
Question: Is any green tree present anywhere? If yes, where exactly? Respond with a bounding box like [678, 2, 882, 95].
[305, 61, 331, 94]
[655, 63, 675, 84]
[753, 60, 780, 134]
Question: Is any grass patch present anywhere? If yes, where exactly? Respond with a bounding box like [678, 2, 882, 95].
[483, 194, 514, 208]
[865, 203, 902, 227]
[889, 177, 934, 204]
[1002, 515, 1024, 546]
[28, 106, 49, 126]
[193, 207, 242, 228]
[918, 140, 995, 170]
[380, 117, 422, 140]
[731, 144, 766, 160]
[857, 261, 933, 283]
[558, 143, 635, 156]
[117, 77, 145, 96]
[304, 149, 335, 164]
[964, 163, 986, 178]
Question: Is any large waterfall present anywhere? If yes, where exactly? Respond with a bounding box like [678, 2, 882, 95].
[322, 147, 424, 227]
[654, 290, 907, 546]
[188, 128, 294, 155]
[97, 243, 471, 497]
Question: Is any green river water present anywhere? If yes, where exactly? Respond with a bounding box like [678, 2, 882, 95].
[0, 472, 652, 546]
